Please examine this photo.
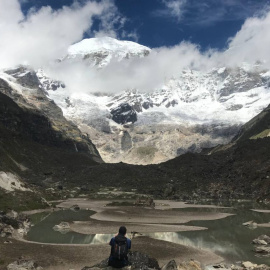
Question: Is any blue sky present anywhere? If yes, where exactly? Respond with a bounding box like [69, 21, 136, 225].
[19, 0, 269, 50]
[1, 0, 270, 93]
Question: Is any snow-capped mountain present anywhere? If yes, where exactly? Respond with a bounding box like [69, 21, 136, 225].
[107, 66, 270, 125]
[61, 36, 151, 67]
[20, 37, 270, 164]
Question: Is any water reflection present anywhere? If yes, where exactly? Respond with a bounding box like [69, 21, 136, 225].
[146, 232, 244, 261]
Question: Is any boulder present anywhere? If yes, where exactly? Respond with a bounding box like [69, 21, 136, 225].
[53, 222, 70, 234]
[212, 263, 229, 269]
[178, 260, 202, 270]
[252, 239, 268, 245]
[161, 260, 177, 270]
[6, 210, 18, 219]
[242, 262, 257, 268]
[254, 246, 270, 254]
[257, 235, 270, 244]
[242, 221, 257, 229]
[82, 251, 160, 270]
[128, 251, 159, 269]
[70, 205, 80, 211]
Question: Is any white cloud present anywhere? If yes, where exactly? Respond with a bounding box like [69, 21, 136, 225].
[0, 0, 120, 68]
[156, 0, 268, 26]
[52, 8, 270, 94]
[121, 30, 139, 42]
[161, 0, 187, 21]
[93, 2, 126, 39]
[1, 0, 270, 95]
[222, 10, 270, 66]
[49, 41, 212, 94]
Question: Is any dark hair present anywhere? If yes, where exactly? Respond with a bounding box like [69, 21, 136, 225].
[119, 226, 127, 235]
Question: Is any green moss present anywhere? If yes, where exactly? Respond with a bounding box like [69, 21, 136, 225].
[0, 190, 46, 212]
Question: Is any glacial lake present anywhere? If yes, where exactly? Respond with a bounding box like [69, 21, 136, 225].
[26, 202, 270, 265]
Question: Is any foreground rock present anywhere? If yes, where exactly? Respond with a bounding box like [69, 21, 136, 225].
[254, 246, 270, 254]
[82, 251, 160, 270]
[7, 259, 43, 270]
[210, 261, 270, 270]
[253, 235, 270, 245]
[82, 253, 202, 270]
[0, 211, 30, 238]
[82, 253, 270, 270]
[252, 235, 270, 254]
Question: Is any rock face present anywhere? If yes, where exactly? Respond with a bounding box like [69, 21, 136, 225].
[0, 67, 104, 197]
[111, 103, 137, 125]
[0, 68, 102, 162]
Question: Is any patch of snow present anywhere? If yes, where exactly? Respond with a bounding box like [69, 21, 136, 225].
[217, 67, 226, 74]
[68, 37, 150, 57]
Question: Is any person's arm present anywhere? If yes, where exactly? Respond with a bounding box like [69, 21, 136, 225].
[128, 239, 131, 250]
[109, 238, 114, 246]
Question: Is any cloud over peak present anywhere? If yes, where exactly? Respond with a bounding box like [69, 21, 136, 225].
[0, 0, 123, 68]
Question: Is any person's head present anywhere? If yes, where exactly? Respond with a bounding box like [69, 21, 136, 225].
[119, 226, 127, 235]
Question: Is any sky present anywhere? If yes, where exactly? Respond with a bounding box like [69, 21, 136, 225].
[1, 0, 270, 93]
[18, 0, 270, 50]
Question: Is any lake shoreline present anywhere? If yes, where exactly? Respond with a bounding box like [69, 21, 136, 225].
[1, 198, 270, 269]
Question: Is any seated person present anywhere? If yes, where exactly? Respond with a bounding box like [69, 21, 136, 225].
[108, 226, 131, 268]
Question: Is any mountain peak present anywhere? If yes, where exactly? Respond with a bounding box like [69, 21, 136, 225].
[63, 37, 151, 67]
[67, 37, 151, 56]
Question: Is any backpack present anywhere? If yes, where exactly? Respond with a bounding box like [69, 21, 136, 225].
[111, 235, 128, 261]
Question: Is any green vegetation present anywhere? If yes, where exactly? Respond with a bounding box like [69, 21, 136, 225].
[105, 201, 135, 206]
[250, 129, 270, 139]
[0, 190, 46, 212]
